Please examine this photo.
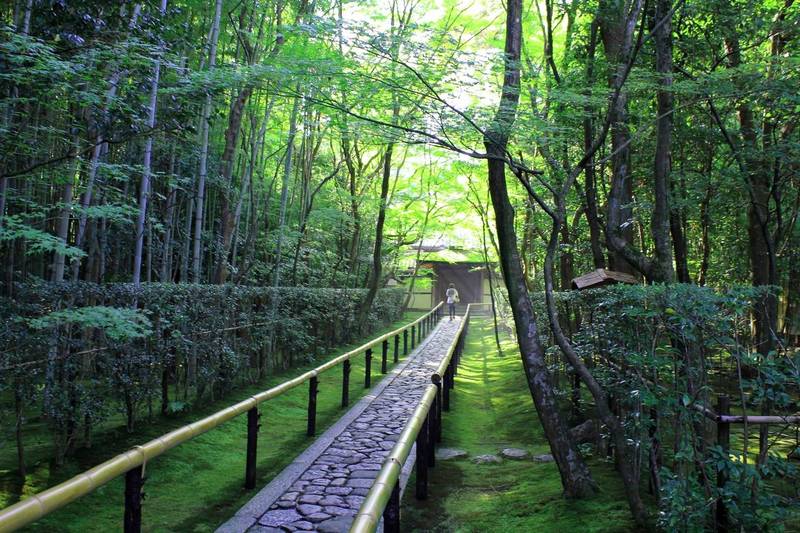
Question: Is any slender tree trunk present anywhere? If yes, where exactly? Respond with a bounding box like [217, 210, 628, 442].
[402, 194, 434, 309]
[192, 0, 223, 283]
[583, 21, 605, 270]
[669, 181, 690, 282]
[600, 0, 636, 276]
[697, 185, 712, 286]
[724, 29, 778, 358]
[478, 194, 503, 355]
[0, 0, 33, 231]
[263, 96, 300, 374]
[160, 147, 178, 281]
[484, 0, 596, 499]
[51, 138, 79, 283]
[214, 84, 254, 284]
[543, 211, 649, 526]
[133, 0, 167, 286]
[14, 379, 26, 477]
[357, 144, 392, 331]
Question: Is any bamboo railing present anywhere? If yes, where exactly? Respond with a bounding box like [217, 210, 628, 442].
[350, 304, 472, 533]
[0, 303, 444, 532]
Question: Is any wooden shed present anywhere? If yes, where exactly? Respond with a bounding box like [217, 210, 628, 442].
[571, 268, 639, 290]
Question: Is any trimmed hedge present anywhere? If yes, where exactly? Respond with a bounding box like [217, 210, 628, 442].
[0, 282, 405, 466]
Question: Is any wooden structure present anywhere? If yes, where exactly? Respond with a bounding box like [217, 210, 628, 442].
[571, 268, 639, 290]
[407, 261, 492, 310]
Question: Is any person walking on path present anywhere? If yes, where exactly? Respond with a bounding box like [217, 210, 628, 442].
[445, 283, 459, 320]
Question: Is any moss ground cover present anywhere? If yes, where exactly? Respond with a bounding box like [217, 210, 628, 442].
[0, 311, 424, 532]
[401, 317, 641, 533]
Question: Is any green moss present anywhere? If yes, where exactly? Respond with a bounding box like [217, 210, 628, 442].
[401, 318, 640, 533]
[0, 312, 424, 532]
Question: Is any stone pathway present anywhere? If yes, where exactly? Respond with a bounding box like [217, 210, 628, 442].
[218, 317, 463, 533]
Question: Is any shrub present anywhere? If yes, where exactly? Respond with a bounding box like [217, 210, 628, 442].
[0, 282, 405, 468]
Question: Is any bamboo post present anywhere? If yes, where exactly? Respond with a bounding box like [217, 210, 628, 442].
[411, 325, 416, 349]
[307, 376, 318, 436]
[383, 480, 401, 533]
[403, 329, 408, 355]
[245, 407, 260, 489]
[443, 367, 451, 411]
[416, 413, 429, 499]
[381, 339, 389, 374]
[434, 382, 442, 444]
[426, 406, 436, 468]
[124, 465, 144, 533]
[393, 334, 399, 363]
[341, 359, 351, 407]
[364, 348, 372, 388]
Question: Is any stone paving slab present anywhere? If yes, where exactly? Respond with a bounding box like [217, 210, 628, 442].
[217, 317, 462, 533]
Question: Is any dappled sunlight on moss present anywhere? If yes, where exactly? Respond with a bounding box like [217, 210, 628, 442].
[401, 318, 638, 532]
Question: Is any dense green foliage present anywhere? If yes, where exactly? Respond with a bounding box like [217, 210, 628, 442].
[1, 284, 403, 469]
[531, 285, 800, 530]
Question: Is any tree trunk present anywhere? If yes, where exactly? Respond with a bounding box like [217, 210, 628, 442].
[14, 379, 26, 477]
[160, 147, 178, 282]
[724, 29, 778, 357]
[214, 84, 254, 284]
[600, 0, 636, 276]
[583, 22, 606, 271]
[544, 210, 649, 526]
[51, 139, 78, 283]
[263, 96, 300, 375]
[484, 0, 596, 499]
[133, 0, 166, 287]
[651, 0, 675, 283]
[0, 0, 33, 231]
[697, 185, 712, 286]
[192, 0, 223, 283]
[357, 144, 392, 331]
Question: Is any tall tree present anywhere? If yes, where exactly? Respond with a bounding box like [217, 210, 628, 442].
[484, 0, 596, 498]
[192, 0, 223, 283]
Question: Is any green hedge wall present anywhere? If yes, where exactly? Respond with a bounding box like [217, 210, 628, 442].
[0, 282, 405, 466]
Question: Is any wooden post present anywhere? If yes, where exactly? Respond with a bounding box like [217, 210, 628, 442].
[416, 413, 429, 499]
[381, 339, 389, 374]
[245, 407, 260, 489]
[418, 322, 422, 344]
[393, 334, 399, 363]
[124, 465, 144, 533]
[307, 376, 318, 436]
[428, 398, 437, 467]
[411, 325, 416, 349]
[435, 382, 443, 443]
[383, 479, 401, 533]
[716, 395, 730, 533]
[403, 329, 408, 354]
[443, 368, 451, 412]
[341, 359, 351, 407]
[364, 348, 372, 388]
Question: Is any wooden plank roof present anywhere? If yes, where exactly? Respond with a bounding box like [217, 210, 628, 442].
[571, 268, 639, 290]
